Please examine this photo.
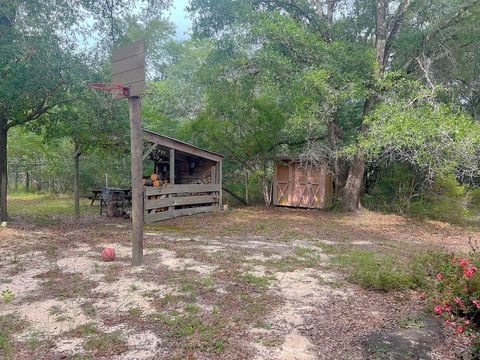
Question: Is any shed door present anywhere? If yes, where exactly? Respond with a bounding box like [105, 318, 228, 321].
[291, 163, 328, 209]
[274, 162, 331, 208]
[274, 163, 290, 206]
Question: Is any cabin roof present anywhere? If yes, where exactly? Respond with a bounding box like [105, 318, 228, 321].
[142, 129, 223, 163]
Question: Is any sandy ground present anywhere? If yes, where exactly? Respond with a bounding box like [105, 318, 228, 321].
[0, 206, 478, 359]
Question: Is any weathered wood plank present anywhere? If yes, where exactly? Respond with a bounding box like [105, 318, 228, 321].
[145, 195, 219, 210]
[144, 210, 174, 223]
[113, 80, 145, 99]
[145, 184, 221, 196]
[125, 81, 145, 98]
[112, 39, 144, 62]
[173, 205, 219, 218]
[113, 67, 145, 86]
[143, 131, 223, 163]
[144, 205, 219, 223]
[112, 53, 145, 75]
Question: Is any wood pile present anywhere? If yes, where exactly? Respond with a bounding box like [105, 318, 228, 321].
[142, 174, 168, 214]
[187, 175, 211, 184]
[142, 173, 166, 187]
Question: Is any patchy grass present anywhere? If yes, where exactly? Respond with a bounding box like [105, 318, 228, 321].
[128, 307, 142, 317]
[36, 270, 97, 299]
[1, 195, 476, 358]
[256, 335, 284, 348]
[242, 273, 271, 288]
[8, 192, 96, 220]
[151, 309, 225, 353]
[103, 264, 123, 283]
[26, 330, 46, 351]
[254, 320, 273, 330]
[294, 246, 315, 257]
[81, 303, 97, 318]
[281, 228, 307, 241]
[398, 315, 426, 329]
[83, 332, 126, 356]
[0, 313, 28, 359]
[152, 292, 180, 309]
[71, 354, 94, 360]
[334, 249, 426, 292]
[48, 305, 70, 321]
[143, 224, 185, 231]
[179, 276, 216, 301]
[332, 249, 454, 292]
[265, 254, 321, 272]
[74, 322, 98, 337]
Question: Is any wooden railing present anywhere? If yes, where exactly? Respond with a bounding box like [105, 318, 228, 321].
[144, 184, 221, 223]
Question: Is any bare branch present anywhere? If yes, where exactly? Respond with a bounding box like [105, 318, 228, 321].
[415, 55, 435, 92]
[384, 0, 411, 66]
[404, 0, 480, 73]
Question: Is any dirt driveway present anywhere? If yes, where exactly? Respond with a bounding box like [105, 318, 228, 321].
[0, 206, 477, 359]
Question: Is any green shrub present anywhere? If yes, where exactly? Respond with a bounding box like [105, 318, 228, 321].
[335, 249, 425, 291]
[365, 164, 477, 224]
[363, 163, 421, 215]
[413, 175, 469, 223]
[467, 187, 480, 218]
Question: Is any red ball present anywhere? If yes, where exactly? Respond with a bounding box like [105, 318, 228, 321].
[101, 247, 116, 262]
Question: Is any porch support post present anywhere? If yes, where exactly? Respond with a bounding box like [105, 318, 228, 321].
[169, 149, 175, 212]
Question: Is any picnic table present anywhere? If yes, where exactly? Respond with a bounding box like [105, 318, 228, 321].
[89, 190, 103, 206]
[88, 188, 132, 216]
[89, 189, 132, 210]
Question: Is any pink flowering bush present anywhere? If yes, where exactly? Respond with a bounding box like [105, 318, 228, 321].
[430, 254, 480, 352]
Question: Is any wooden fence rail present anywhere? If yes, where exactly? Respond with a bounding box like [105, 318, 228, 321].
[144, 184, 221, 223]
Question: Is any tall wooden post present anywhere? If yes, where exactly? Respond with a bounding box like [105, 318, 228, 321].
[218, 161, 223, 208]
[129, 96, 144, 266]
[73, 141, 81, 218]
[14, 163, 18, 192]
[169, 149, 175, 185]
[245, 170, 249, 206]
[168, 149, 175, 212]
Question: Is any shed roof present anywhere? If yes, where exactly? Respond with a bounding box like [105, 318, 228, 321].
[142, 129, 223, 163]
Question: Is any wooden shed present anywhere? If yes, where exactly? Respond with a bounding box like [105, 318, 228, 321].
[272, 159, 333, 209]
[142, 129, 223, 223]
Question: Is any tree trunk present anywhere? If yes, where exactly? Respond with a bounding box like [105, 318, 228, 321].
[73, 142, 81, 218]
[245, 170, 249, 206]
[341, 153, 365, 211]
[327, 116, 348, 200]
[260, 174, 271, 206]
[341, 0, 388, 211]
[0, 126, 8, 221]
[334, 156, 349, 199]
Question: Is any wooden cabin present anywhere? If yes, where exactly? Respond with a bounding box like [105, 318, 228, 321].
[142, 129, 223, 223]
[272, 159, 333, 209]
